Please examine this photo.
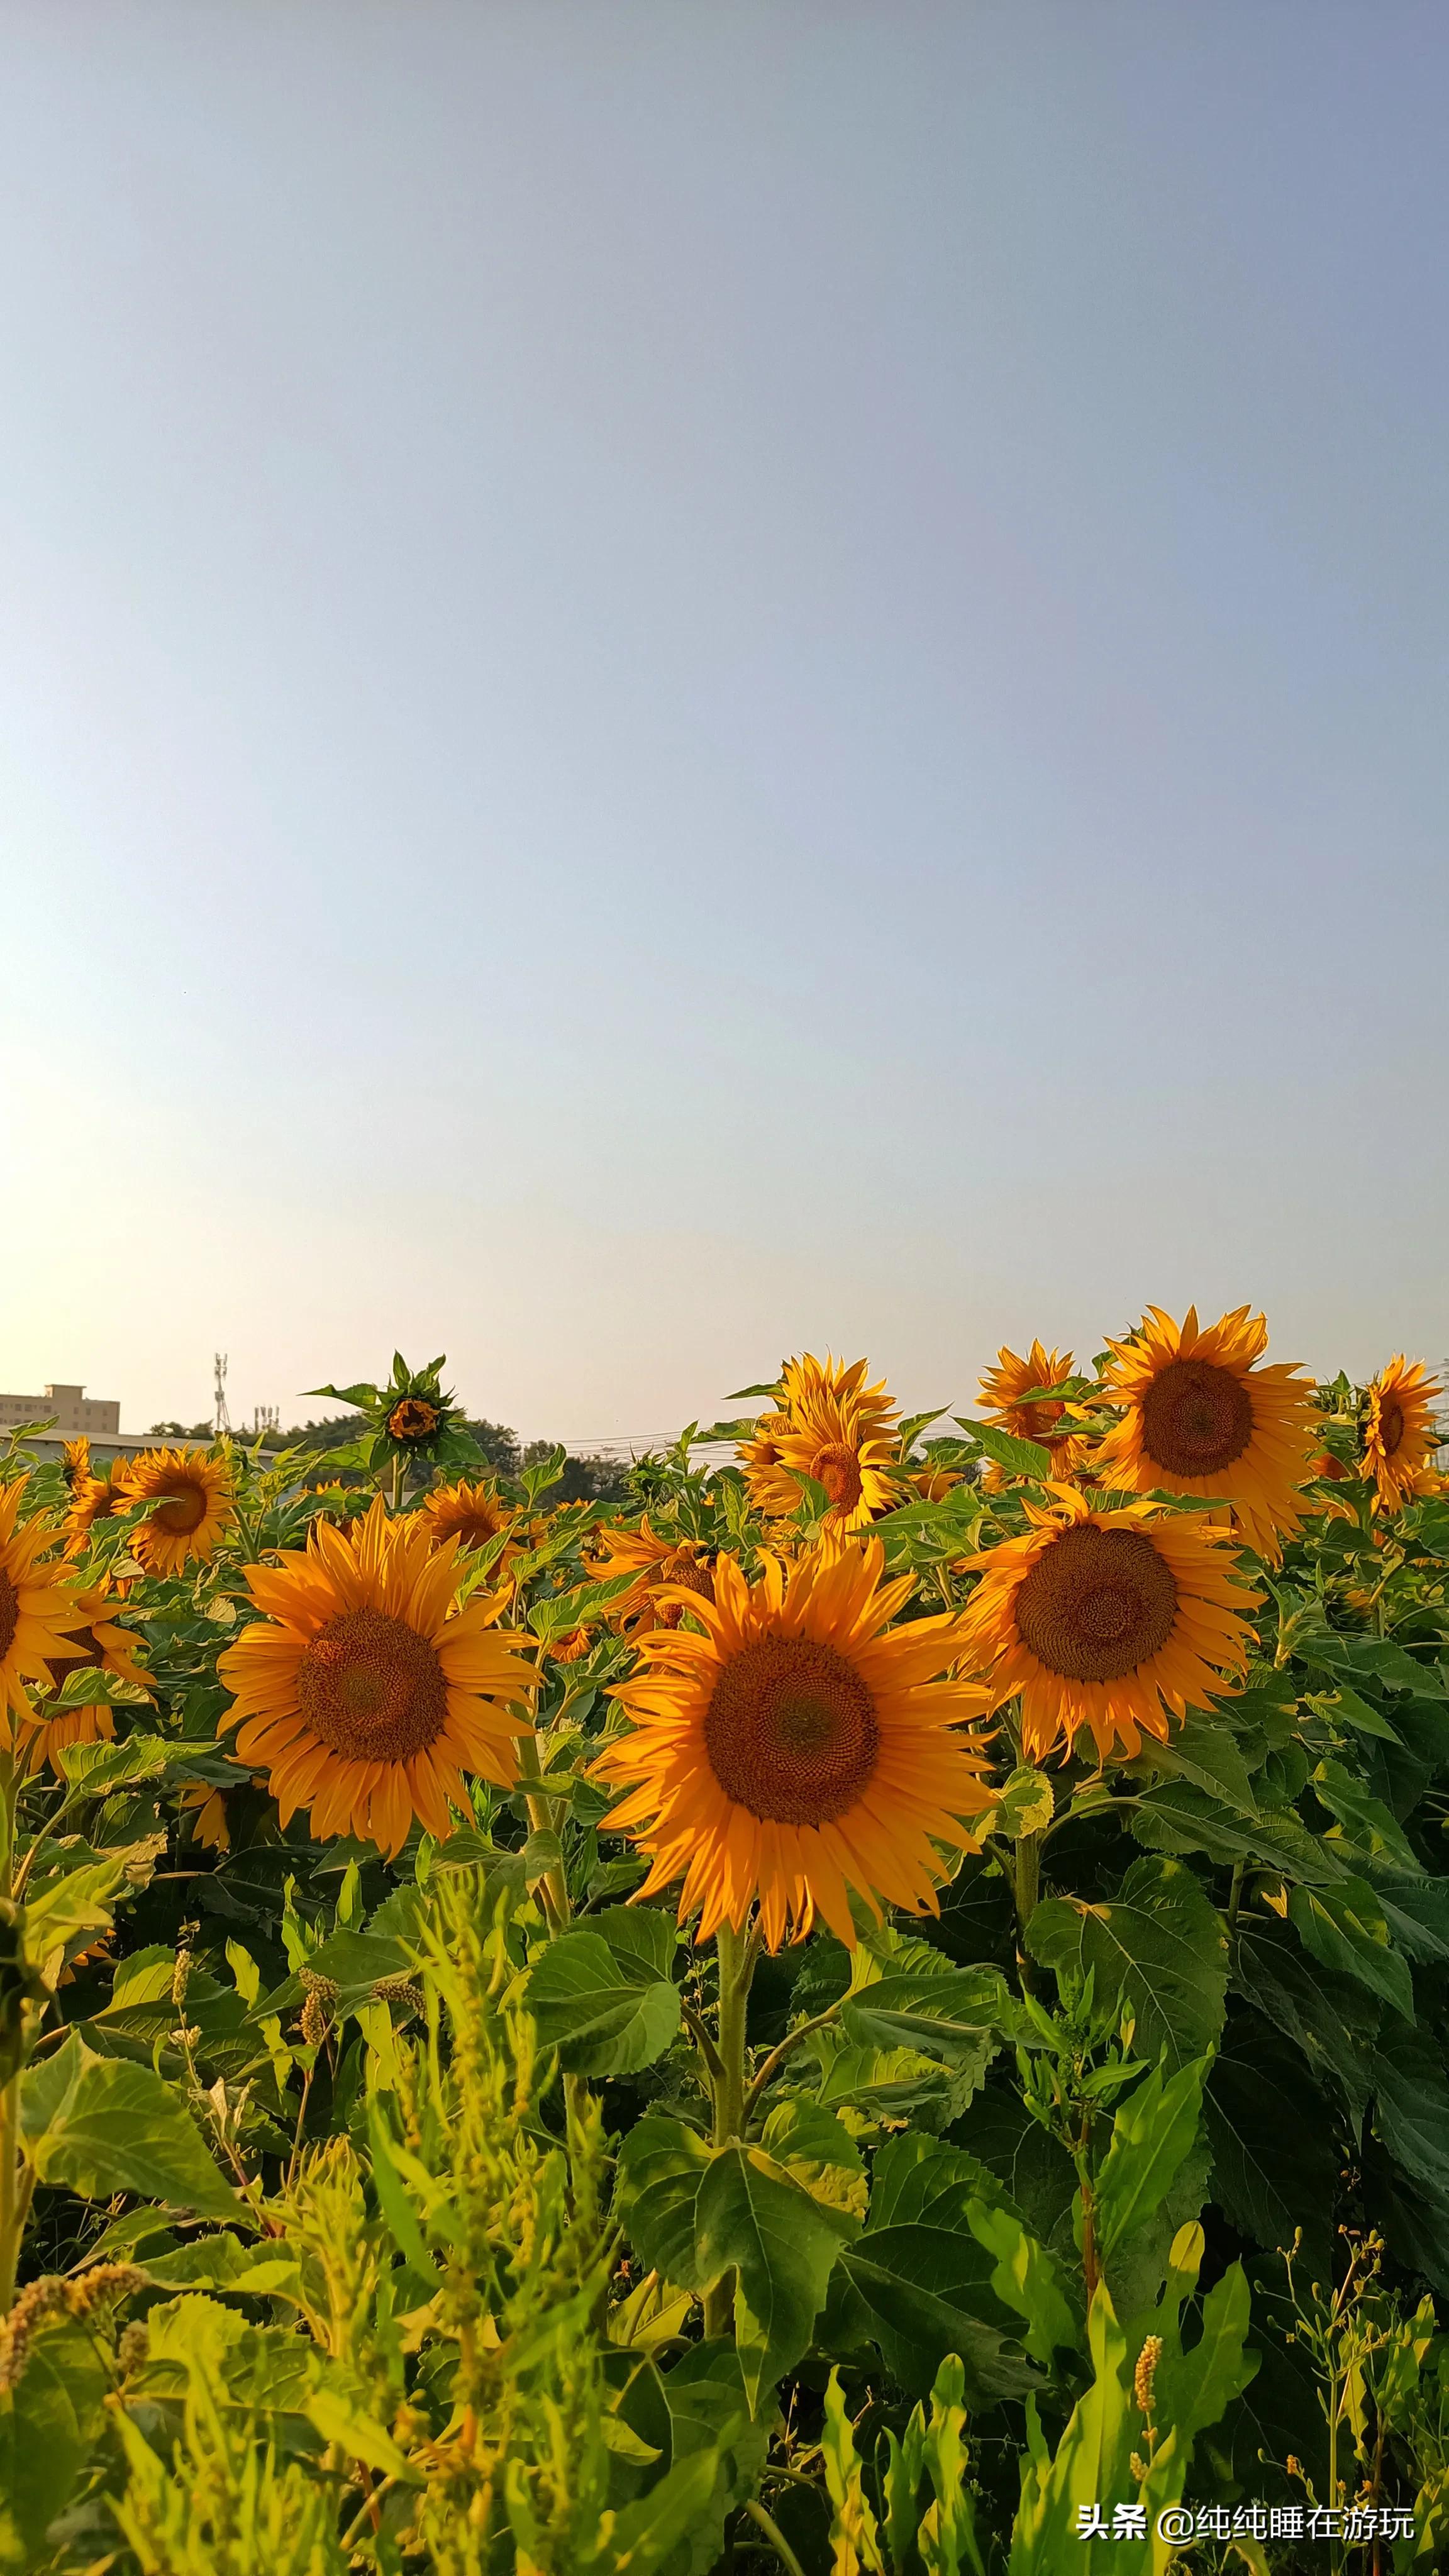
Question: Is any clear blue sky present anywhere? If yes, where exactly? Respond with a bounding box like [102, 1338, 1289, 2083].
[3, 4, 1446, 1443]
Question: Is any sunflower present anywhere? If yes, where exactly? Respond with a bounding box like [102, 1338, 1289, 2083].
[218, 1495, 538, 1857]
[388, 1397, 441, 1442]
[958, 1484, 1258, 1764]
[122, 1446, 236, 1576]
[63, 1454, 134, 1558]
[0, 1479, 89, 1742]
[60, 1436, 91, 1493]
[591, 1520, 717, 1631]
[21, 1585, 153, 1776]
[977, 1342, 1089, 1484]
[177, 1779, 269, 1852]
[1363, 1358, 1443, 1513]
[420, 1478, 520, 1567]
[739, 1355, 902, 1530]
[1095, 1306, 1319, 1561]
[591, 1534, 995, 1950]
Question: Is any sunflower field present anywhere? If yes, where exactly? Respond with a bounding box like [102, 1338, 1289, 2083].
[4, 1324, 1449, 2574]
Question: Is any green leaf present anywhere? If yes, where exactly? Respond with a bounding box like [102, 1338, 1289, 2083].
[1093, 2057, 1209, 2260]
[840, 1965, 1016, 2063]
[1310, 1758, 1423, 1874]
[55, 1731, 174, 1786]
[1026, 1857, 1228, 2067]
[20, 2031, 238, 2218]
[528, 1571, 641, 1642]
[1131, 1717, 1260, 1813]
[1131, 1780, 1343, 1884]
[1305, 1629, 1446, 1699]
[305, 2382, 423, 2485]
[525, 1927, 681, 2077]
[760, 2099, 863, 2173]
[367, 2102, 443, 2287]
[1372, 2031, 1449, 2201]
[957, 1420, 1053, 1479]
[1205, 2022, 1337, 2258]
[1305, 1682, 1402, 1744]
[695, 2145, 855, 2411]
[963, 2200, 1079, 2362]
[608, 2446, 736, 2576]
[616, 2116, 716, 2291]
[1231, 1918, 1378, 2124]
[0, 2319, 109, 2565]
[592, 1904, 679, 1980]
[979, 1764, 1056, 1841]
[1288, 1876, 1415, 2021]
[831, 2228, 1043, 2406]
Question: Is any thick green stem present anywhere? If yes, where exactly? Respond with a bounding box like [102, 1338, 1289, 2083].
[1013, 1832, 1041, 1994]
[0, 2072, 21, 2318]
[702, 1917, 758, 2339]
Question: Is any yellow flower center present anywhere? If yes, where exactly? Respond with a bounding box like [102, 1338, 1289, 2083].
[439, 1508, 504, 1550]
[0, 1568, 17, 1662]
[152, 1482, 209, 1535]
[704, 1635, 879, 1823]
[297, 1607, 447, 1761]
[1014, 1524, 1179, 1682]
[812, 1444, 864, 1514]
[1140, 1358, 1253, 1478]
[1379, 1396, 1406, 1457]
[389, 1399, 441, 1441]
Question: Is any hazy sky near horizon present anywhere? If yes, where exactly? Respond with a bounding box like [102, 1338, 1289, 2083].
[3, 3, 1448, 1444]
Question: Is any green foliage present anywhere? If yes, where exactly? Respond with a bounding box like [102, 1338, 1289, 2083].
[6, 1338, 1449, 2565]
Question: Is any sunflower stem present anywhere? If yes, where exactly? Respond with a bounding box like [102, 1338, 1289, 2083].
[0, 2071, 21, 2319]
[1012, 1831, 1041, 1996]
[702, 1916, 758, 2342]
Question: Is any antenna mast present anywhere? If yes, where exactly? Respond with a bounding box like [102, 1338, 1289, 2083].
[214, 1352, 231, 1437]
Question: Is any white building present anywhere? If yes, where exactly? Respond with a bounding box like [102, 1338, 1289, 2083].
[0, 1382, 120, 1434]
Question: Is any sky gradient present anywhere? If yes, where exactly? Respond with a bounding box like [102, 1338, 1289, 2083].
[3, 3, 1446, 1444]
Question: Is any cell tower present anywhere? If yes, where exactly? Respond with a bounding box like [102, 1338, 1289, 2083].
[253, 1402, 279, 1438]
[214, 1352, 231, 1436]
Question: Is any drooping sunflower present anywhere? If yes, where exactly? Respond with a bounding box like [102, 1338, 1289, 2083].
[977, 1341, 1089, 1485]
[591, 1520, 717, 1631]
[419, 1478, 520, 1567]
[739, 1355, 902, 1530]
[0, 1479, 89, 1741]
[591, 1534, 996, 1950]
[121, 1446, 236, 1577]
[1095, 1306, 1319, 1560]
[218, 1495, 538, 1857]
[23, 1586, 153, 1776]
[1363, 1357, 1444, 1513]
[63, 1453, 134, 1558]
[60, 1436, 91, 1493]
[958, 1483, 1259, 1764]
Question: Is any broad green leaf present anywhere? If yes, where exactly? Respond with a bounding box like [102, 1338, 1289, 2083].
[1305, 1682, 1401, 1743]
[525, 1926, 680, 2077]
[978, 1765, 1055, 1841]
[1304, 1629, 1446, 1699]
[811, 2033, 962, 2128]
[1311, 1758, 1423, 1874]
[1205, 2022, 1337, 2258]
[1026, 1858, 1228, 2066]
[760, 2098, 863, 2172]
[868, 2130, 1028, 2233]
[1132, 1717, 1261, 1812]
[1288, 1876, 1414, 2021]
[963, 2200, 1079, 2362]
[21, 2031, 238, 2218]
[528, 1570, 640, 1642]
[56, 1729, 172, 1782]
[608, 2446, 735, 2576]
[0, 2319, 109, 2566]
[1372, 2032, 1449, 2201]
[23, 1852, 136, 1964]
[694, 2145, 856, 2411]
[1231, 1918, 1378, 2125]
[840, 1965, 1014, 2062]
[592, 1904, 680, 1980]
[1093, 2056, 1210, 2260]
[831, 2226, 1043, 2406]
[957, 1420, 1053, 1479]
[1131, 1781, 1343, 1885]
[616, 2116, 716, 2291]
